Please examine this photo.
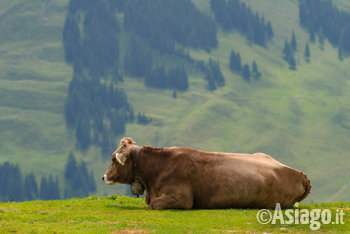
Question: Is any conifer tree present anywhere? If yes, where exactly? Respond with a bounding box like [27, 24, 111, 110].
[318, 29, 325, 49]
[309, 31, 316, 44]
[205, 59, 225, 90]
[229, 50, 242, 72]
[291, 31, 297, 52]
[39, 177, 48, 200]
[242, 64, 251, 82]
[24, 173, 38, 201]
[289, 54, 297, 70]
[283, 39, 291, 59]
[64, 153, 97, 198]
[304, 42, 310, 62]
[65, 152, 77, 180]
[252, 61, 261, 79]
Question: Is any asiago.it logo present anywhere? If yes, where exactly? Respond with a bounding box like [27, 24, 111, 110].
[256, 202, 345, 231]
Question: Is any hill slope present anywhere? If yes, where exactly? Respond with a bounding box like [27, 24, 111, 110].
[0, 196, 349, 232]
[0, 0, 350, 202]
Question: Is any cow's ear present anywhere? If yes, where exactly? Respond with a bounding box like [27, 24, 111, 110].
[115, 153, 126, 166]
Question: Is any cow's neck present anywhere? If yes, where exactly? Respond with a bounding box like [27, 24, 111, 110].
[130, 146, 146, 197]
[131, 146, 142, 181]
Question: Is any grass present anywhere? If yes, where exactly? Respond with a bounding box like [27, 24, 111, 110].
[0, 196, 349, 233]
[0, 0, 350, 203]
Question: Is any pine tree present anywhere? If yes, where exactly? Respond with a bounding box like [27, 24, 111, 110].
[11, 165, 25, 201]
[309, 31, 316, 44]
[47, 175, 60, 200]
[252, 61, 261, 79]
[288, 54, 297, 70]
[63, 16, 81, 64]
[211, 60, 225, 87]
[205, 59, 225, 90]
[266, 21, 274, 39]
[24, 173, 38, 201]
[318, 29, 325, 49]
[0, 163, 25, 201]
[229, 50, 241, 72]
[291, 31, 297, 52]
[242, 64, 251, 82]
[65, 152, 77, 180]
[76, 113, 91, 150]
[304, 42, 310, 62]
[283, 39, 291, 59]
[206, 73, 216, 90]
[64, 153, 97, 198]
[282, 38, 297, 70]
[39, 176, 48, 200]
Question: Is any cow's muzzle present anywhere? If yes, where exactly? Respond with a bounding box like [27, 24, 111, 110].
[102, 174, 116, 185]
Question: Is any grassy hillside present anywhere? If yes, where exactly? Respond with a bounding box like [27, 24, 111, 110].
[0, 0, 71, 175]
[0, 0, 350, 202]
[0, 196, 349, 233]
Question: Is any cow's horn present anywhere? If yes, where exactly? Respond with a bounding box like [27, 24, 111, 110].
[115, 153, 125, 166]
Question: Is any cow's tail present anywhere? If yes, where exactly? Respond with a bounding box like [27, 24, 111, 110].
[297, 172, 312, 202]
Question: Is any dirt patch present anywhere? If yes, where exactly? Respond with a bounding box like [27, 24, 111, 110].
[331, 207, 350, 211]
[112, 229, 153, 234]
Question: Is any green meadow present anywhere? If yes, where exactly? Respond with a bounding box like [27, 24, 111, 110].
[0, 196, 349, 233]
[0, 0, 350, 203]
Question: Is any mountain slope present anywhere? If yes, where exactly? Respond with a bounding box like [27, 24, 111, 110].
[0, 0, 349, 202]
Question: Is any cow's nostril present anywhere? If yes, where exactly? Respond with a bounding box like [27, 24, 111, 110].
[102, 176, 105, 181]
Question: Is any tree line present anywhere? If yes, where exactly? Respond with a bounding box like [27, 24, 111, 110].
[123, 0, 218, 52]
[0, 162, 59, 201]
[145, 65, 189, 91]
[0, 153, 96, 202]
[210, 0, 273, 47]
[64, 152, 96, 198]
[299, 0, 350, 58]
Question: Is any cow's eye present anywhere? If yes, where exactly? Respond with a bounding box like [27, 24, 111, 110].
[112, 157, 116, 162]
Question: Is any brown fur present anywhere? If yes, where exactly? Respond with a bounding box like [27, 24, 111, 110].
[104, 137, 311, 210]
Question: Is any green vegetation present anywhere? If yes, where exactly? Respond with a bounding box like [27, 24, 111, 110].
[0, 0, 350, 204]
[0, 196, 349, 233]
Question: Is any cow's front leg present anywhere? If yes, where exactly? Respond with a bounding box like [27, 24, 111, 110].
[149, 192, 193, 210]
[145, 189, 150, 205]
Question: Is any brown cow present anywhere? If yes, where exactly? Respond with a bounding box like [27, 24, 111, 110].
[103, 137, 311, 209]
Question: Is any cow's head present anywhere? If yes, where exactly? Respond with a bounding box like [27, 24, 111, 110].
[102, 137, 138, 185]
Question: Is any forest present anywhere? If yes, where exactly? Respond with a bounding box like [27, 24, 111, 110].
[299, 0, 350, 58]
[62, 0, 225, 152]
[210, 0, 273, 47]
[0, 153, 96, 202]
